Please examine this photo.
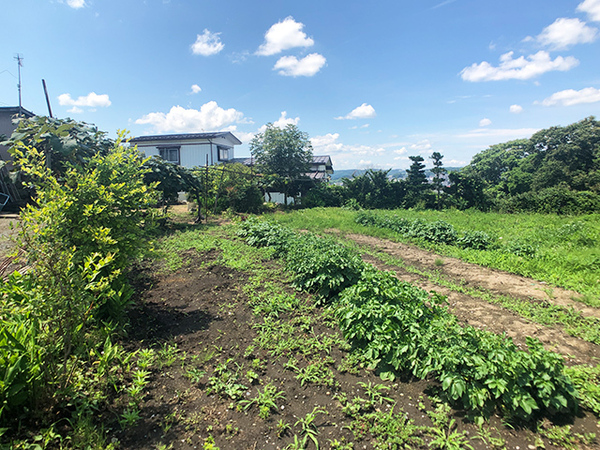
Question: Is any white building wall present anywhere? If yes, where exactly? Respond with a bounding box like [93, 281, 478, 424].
[135, 137, 235, 169]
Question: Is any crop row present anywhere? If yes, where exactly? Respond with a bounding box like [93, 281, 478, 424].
[238, 219, 578, 423]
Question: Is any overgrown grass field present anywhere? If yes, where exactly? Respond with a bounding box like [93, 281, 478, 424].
[268, 208, 600, 304]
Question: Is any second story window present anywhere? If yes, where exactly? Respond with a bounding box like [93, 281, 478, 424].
[159, 146, 180, 164]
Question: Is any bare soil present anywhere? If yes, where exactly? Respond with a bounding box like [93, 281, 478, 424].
[110, 225, 600, 450]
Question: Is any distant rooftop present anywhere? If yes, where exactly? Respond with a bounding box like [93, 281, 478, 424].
[130, 132, 241, 145]
[0, 106, 35, 118]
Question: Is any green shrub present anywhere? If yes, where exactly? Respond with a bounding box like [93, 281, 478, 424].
[457, 230, 494, 250]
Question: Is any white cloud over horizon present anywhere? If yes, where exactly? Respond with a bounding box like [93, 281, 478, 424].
[58, 92, 111, 110]
[455, 127, 540, 140]
[577, 0, 600, 22]
[539, 86, 600, 106]
[510, 104, 523, 114]
[191, 29, 224, 56]
[135, 102, 245, 133]
[460, 51, 579, 82]
[273, 53, 326, 77]
[532, 17, 598, 50]
[256, 17, 314, 56]
[335, 103, 377, 120]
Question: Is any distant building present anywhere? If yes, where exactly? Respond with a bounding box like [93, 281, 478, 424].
[130, 132, 241, 167]
[230, 155, 334, 181]
[0, 106, 36, 203]
[0, 106, 35, 171]
[230, 155, 334, 205]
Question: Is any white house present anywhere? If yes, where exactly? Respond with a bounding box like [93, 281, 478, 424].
[130, 132, 241, 167]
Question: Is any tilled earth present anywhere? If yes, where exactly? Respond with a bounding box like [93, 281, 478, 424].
[111, 227, 600, 450]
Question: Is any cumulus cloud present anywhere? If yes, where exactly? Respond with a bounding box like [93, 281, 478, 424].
[135, 102, 245, 133]
[577, 0, 600, 22]
[58, 92, 111, 109]
[191, 30, 224, 56]
[510, 104, 523, 114]
[533, 18, 598, 50]
[273, 53, 326, 77]
[310, 133, 384, 157]
[258, 111, 300, 133]
[335, 103, 377, 120]
[190, 84, 202, 94]
[539, 87, 600, 106]
[67, 106, 84, 114]
[479, 118, 492, 127]
[460, 51, 579, 82]
[64, 0, 85, 8]
[256, 16, 314, 56]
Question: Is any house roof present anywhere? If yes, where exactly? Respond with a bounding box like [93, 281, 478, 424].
[0, 106, 35, 118]
[130, 131, 242, 145]
[230, 155, 332, 168]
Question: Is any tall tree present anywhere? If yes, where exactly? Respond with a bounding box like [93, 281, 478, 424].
[250, 123, 313, 204]
[430, 152, 446, 209]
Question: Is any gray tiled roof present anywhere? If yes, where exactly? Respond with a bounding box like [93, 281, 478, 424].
[130, 132, 241, 145]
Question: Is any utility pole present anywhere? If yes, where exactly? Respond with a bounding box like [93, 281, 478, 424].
[14, 54, 23, 116]
[42, 79, 53, 117]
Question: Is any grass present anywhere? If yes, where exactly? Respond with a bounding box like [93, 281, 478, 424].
[267, 207, 600, 303]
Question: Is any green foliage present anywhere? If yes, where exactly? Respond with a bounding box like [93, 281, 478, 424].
[284, 234, 366, 302]
[337, 268, 577, 422]
[0, 130, 157, 431]
[3, 116, 113, 178]
[460, 116, 600, 213]
[240, 220, 579, 422]
[250, 123, 313, 203]
[564, 364, 600, 416]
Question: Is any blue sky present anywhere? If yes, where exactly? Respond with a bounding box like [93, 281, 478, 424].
[2, 0, 600, 170]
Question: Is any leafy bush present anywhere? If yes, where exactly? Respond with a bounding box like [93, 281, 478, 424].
[285, 234, 365, 302]
[457, 230, 494, 250]
[337, 268, 577, 422]
[0, 133, 157, 426]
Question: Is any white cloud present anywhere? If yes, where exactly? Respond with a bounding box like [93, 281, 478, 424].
[191, 30, 224, 56]
[135, 102, 245, 133]
[534, 18, 598, 50]
[272, 111, 300, 128]
[190, 84, 202, 94]
[256, 16, 314, 56]
[64, 0, 85, 8]
[258, 111, 300, 133]
[577, 0, 600, 22]
[456, 127, 539, 140]
[335, 103, 377, 120]
[510, 104, 523, 114]
[539, 87, 600, 106]
[58, 92, 111, 108]
[350, 124, 370, 129]
[273, 53, 326, 77]
[479, 118, 492, 127]
[460, 51, 579, 82]
[67, 106, 84, 114]
[310, 133, 384, 157]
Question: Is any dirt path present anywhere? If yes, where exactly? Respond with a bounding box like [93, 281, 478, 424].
[344, 233, 600, 366]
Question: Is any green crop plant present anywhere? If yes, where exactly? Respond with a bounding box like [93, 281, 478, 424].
[239, 382, 285, 419]
[240, 220, 580, 423]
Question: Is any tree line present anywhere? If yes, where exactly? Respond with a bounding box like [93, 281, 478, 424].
[306, 117, 600, 214]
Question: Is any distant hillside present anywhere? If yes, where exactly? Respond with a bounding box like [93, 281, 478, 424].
[330, 167, 462, 182]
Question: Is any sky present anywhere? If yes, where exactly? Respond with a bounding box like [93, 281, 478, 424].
[2, 0, 600, 170]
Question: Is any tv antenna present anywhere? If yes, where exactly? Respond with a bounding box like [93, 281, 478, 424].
[14, 54, 23, 116]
